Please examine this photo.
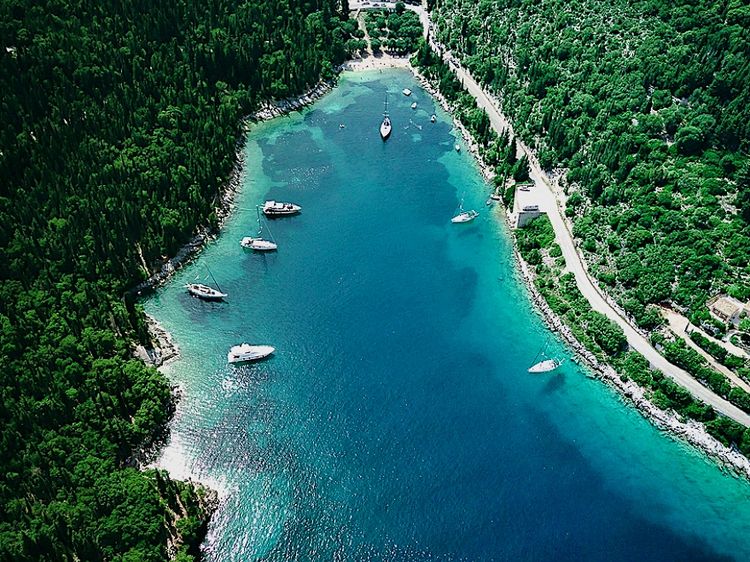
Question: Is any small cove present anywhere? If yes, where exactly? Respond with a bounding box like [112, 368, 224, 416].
[146, 69, 750, 561]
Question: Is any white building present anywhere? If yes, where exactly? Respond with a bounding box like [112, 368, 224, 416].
[511, 182, 544, 228]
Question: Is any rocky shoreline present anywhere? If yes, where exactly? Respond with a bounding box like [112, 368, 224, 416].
[129, 79, 338, 304]
[515, 250, 750, 479]
[411, 60, 750, 480]
[249, 80, 334, 121]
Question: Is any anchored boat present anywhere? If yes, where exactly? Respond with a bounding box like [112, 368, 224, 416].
[528, 340, 564, 373]
[528, 358, 564, 374]
[263, 200, 301, 217]
[186, 283, 227, 301]
[241, 207, 278, 251]
[380, 93, 392, 140]
[227, 343, 275, 364]
[451, 198, 479, 223]
[186, 265, 226, 300]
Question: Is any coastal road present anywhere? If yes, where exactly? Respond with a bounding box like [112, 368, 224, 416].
[346, 0, 750, 425]
[416, 16, 750, 425]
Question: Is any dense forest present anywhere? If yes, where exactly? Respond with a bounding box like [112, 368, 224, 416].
[432, 0, 750, 329]
[364, 4, 423, 55]
[0, 0, 351, 559]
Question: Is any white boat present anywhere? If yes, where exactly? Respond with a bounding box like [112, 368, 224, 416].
[186, 265, 227, 300]
[455, 144, 461, 152]
[451, 210, 479, 223]
[241, 207, 278, 251]
[490, 194, 501, 201]
[227, 343, 275, 364]
[410, 102, 417, 109]
[402, 88, 412, 96]
[430, 114, 436, 123]
[241, 237, 277, 251]
[380, 93, 392, 140]
[186, 283, 227, 301]
[263, 200, 301, 217]
[528, 358, 563, 373]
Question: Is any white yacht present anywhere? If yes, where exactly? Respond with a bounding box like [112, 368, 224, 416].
[455, 143, 461, 152]
[451, 209, 479, 223]
[528, 358, 563, 374]
[241, 237, 277, 251]
[402, 88, 412, 96]
[430, 114, 436, 123]
[241, 207, 278, 251]
[380, 94, 392, 140]
[410, 102, 417, 109]
[263, 200, 301, 217]
[186, 283, 227, 301]
[227, 344, 275, 364]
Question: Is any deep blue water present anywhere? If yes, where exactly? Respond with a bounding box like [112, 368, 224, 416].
[145, 69, 750, 561]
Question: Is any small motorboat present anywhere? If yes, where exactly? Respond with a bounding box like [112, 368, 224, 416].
[410, 102, 417, 110]
[402, 88, 412, 96]
[451, 210, 479, 223]
[455, 144, 461, 152]
[430, 114, 436, 123]
[186, 283, 227, 301]
[490, 194, 502, 201]
[528, 358, 563, 374]
[263, 200, 301, 217]
[227, 343, 275, 364]
[241, 237, 277, 251]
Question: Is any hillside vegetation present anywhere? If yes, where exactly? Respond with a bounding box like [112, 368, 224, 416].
[432, 0, 750, 328]
[0, 0, 351, 559]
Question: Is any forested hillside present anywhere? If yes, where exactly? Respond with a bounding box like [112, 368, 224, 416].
[432, 0, 750, 328]
[0, 0, 351, 559]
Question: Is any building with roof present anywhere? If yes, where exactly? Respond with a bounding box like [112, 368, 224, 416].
[511, 182, 544, 228]
[707, 295, 745, 327]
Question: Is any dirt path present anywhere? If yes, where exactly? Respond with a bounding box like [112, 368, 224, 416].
[662, 308, 750, 393]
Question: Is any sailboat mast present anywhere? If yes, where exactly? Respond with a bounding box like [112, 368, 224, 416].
[206, 264, 222, 293]
[384, 93, 388, 116]
[256, 205, 275, 242]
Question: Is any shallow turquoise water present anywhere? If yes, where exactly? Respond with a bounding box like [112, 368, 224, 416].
[145, 69, 750, 561]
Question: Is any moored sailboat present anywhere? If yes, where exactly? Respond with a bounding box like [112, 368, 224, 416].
[451, 198, 479, 223]
[380, 93, 392, 140]
[528, 340, 564, 373]
[186, 265, 227, 300]
[528, 358, 563, 373]
[186, 283, 227, 300]
[241, 207, 278, 251]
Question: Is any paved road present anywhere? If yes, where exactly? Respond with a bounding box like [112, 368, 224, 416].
[662, 308, 750, 393]
[412, 12, 750, 425]
[345, 0, 750, 425]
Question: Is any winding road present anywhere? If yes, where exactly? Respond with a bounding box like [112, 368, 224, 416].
[448, 58, 750, 424]
[348, 1, 750, 425]
[445, 43, 750, 424]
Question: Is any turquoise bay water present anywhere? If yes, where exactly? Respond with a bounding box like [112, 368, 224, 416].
[145, 69, 750, 560]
